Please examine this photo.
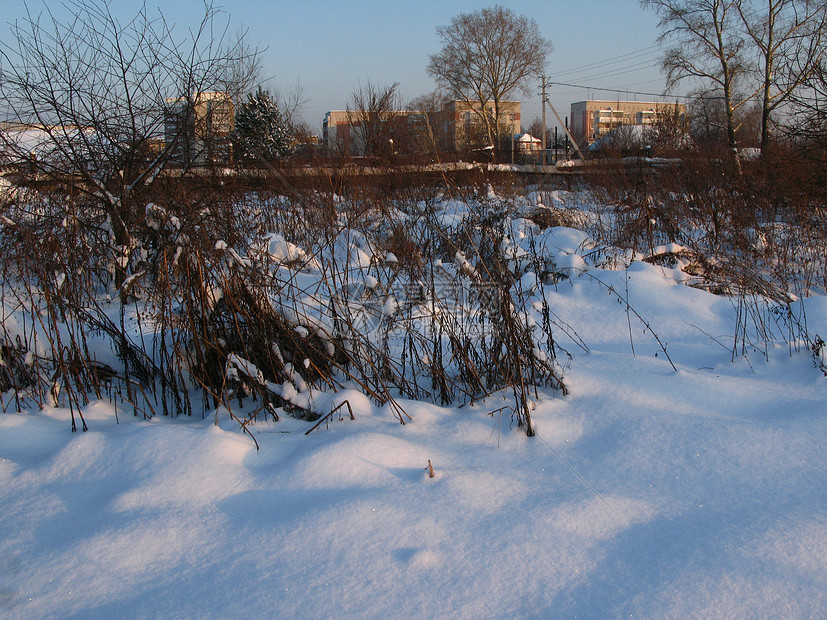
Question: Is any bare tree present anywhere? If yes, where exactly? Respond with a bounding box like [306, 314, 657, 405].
[223, 26, 265, 107]
[525, 118, 548, 141]
[346, 81, 400, 159]
[408, 90, 450, 157]
[269, 78, 307, 137]
[688, 86, 760, 147]
[786, 56, 827, 152]
[0, 0, 259, 288]
[642, 0, 748, 164]
[639, 103, 689, 153]
[426, 6, 552, 162]
[736, 0, 827, 149]
[592, 124, 647, 156]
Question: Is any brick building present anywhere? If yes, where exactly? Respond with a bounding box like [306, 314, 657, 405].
[435, 100, 521, 154]
[323, 100, 522, 157]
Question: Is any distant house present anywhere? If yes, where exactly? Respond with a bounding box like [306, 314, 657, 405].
[514, 133, 541, 156]
[164, 92, 234, 166]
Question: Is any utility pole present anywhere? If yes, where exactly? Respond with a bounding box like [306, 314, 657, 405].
[540, 76, 547, 165]
[554, 126, 558, 164]
[540, 77, 585, 162]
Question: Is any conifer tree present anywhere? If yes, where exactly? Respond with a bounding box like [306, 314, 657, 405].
[234, 87, 291, 160]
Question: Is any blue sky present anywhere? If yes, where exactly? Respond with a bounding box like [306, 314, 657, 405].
[3, 1, 680, 133]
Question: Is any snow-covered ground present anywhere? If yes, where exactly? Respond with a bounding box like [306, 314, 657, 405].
[2, 221, 826, 617]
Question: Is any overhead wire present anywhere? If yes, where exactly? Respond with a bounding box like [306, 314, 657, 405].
[528, 42, 700, 127]
[538, 43, 672, 109]
[546, 43, 665, 79]
[547, 81, 698, 100]
[550, 54, 663, 83]
[563, 60, 664, 85]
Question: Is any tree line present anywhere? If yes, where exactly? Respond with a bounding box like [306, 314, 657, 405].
[642, 0, 827, 159]
[2, 1, 826, 170]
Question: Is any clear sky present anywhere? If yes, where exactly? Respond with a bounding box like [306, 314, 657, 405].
[3, 0, 683, 134]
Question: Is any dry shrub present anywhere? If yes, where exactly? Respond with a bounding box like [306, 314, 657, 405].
[577, 144, 826, 362]
[0, 167, 571, 437]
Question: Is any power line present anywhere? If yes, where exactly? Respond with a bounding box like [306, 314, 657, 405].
[562, 60, 663, 85]
[547, 43, 665, 79]
[549, 58, 661, 83]
[546, 80, 693, 100]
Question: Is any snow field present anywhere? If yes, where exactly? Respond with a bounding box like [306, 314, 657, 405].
[3, 273, 826, 618]
[1, 198, 826, 618]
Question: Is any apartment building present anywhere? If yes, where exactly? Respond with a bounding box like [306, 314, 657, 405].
[436, 100, 521, 154]
[165, 92, 234, 166]
[570, 100, 686, 145]
[323, 100, 522, 157]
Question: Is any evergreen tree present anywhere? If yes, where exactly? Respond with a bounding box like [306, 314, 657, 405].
[233, 87, 291, 161]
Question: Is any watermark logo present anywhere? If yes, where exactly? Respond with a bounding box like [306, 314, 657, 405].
[340, 280, 506, 337]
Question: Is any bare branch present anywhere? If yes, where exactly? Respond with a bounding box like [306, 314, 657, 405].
[426, 6, 551, 161]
